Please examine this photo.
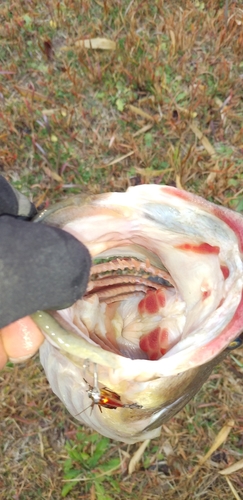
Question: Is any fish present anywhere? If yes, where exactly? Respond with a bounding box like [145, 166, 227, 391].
[32, 184, 243, 443]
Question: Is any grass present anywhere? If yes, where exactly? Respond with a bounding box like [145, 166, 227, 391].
[0, 0, 243, 499]
[61, 432, 121, 498]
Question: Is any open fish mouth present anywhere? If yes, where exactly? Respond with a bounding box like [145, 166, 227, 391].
[82, 253, 177, 360]
[33, 185, 243, 443]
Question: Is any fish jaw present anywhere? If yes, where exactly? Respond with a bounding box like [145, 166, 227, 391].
[34, 185, 243, 443]
[39, 333, 229, 443]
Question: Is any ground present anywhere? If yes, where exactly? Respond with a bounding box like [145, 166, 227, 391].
[0, 1, 243, 499]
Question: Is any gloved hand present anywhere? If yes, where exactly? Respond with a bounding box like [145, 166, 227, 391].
[0, 175, 91, 368]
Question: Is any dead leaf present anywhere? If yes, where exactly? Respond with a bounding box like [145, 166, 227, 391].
[206, 171, 217, 185]
[198, 420, 234, 467]
[41, 39, 53, 60]
[50, 134, 58, 142]
[189, 420, 234, 479]
[224, 477, 242, 500]
[15, 86, 49, 102]
[42, 166, 63, 182]
[97, 151, 134, 168]
[128, 439, 150, 474]
[190, 122, 216, 157]
[177, 106, 197, 118]
[42, 109, 59, 116]
[219, 458, 243, 475]
[74, 38, 116, 50]
[90, 483, 96, 500]
[133, 123, 153, 137]
[176, 175, 183, 190]
[35, 190, 48, 208]
[41, 108, 67, 118]
[128, 105, 155, 121]
[162, 440, 174, 457]
[169, 30, 176, 55]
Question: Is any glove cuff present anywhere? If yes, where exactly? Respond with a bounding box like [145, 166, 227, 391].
[0, 175, 37, 218]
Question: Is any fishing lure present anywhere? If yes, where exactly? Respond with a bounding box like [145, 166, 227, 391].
[81, 363, 142, 414]
[85, 380, 142, 412]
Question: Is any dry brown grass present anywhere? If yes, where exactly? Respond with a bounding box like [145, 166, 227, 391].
[1, 352, 243, 499]
[0, 1, 243, 499]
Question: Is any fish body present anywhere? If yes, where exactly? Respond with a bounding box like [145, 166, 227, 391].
[33, 185, 243, 443]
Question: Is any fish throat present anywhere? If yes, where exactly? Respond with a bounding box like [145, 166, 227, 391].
[76, 254, 181, 361]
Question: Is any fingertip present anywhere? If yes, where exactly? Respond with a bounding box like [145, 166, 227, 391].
[0, 335, 8, 369]
[1, 316, 44, 362]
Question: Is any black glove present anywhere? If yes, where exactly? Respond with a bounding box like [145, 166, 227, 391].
[0, 176, 91, 328]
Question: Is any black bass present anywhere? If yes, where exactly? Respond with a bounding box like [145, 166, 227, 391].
[32, 185, 243, 443]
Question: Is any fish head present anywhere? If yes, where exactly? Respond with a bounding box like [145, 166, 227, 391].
[33, 185, 243, 443]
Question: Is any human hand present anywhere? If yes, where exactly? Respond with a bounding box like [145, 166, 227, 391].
[0, 176, 91, 369]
